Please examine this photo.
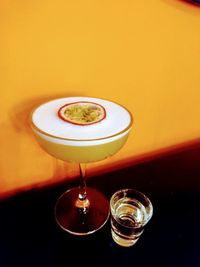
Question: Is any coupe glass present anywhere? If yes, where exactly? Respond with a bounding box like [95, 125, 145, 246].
[30, 96, 133, 235]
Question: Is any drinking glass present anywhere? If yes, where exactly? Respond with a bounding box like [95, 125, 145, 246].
[30, 96, 133, 235]
[110, 188, 153, 247]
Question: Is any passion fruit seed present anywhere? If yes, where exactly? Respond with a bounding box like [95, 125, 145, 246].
[58, 102, 106, 125]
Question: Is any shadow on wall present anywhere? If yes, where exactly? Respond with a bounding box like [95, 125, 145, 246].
[89, 137, 200, 197]
[0, 92, 84, 199]
[89, 137, 200, 178]
[162, 0, 200, 12]
[185, 0, 200, 6]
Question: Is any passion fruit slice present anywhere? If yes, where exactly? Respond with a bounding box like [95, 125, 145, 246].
[58, 101, 106, 125]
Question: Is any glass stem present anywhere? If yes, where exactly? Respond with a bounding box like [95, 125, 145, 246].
[78, 163, 87, 200]
[75, 163, 90, 213]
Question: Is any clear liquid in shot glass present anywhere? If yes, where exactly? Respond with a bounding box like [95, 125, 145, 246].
[111, 197, 148, 247]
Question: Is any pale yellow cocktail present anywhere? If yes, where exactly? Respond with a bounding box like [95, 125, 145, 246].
[31, 96, 133, 163]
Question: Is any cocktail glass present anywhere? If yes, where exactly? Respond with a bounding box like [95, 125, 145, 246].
[30, 96, 133, 235]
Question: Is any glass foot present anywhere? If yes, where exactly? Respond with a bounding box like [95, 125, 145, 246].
[54, 187, 110, 235]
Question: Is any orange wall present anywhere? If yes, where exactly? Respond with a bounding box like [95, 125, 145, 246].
[1, 0, 200, 197]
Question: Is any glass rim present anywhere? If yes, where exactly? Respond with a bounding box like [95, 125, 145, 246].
[30, 96, 134, 142]
[110, 188, 153, 206]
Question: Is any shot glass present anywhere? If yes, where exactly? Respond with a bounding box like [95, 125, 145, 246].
[110, 188, 153, 247]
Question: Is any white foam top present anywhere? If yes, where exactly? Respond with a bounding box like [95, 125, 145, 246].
[31, 96, 132, 140]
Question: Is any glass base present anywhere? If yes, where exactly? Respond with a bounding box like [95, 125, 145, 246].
[54, 187, 110, 235]
[111, 229, 139, 247]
